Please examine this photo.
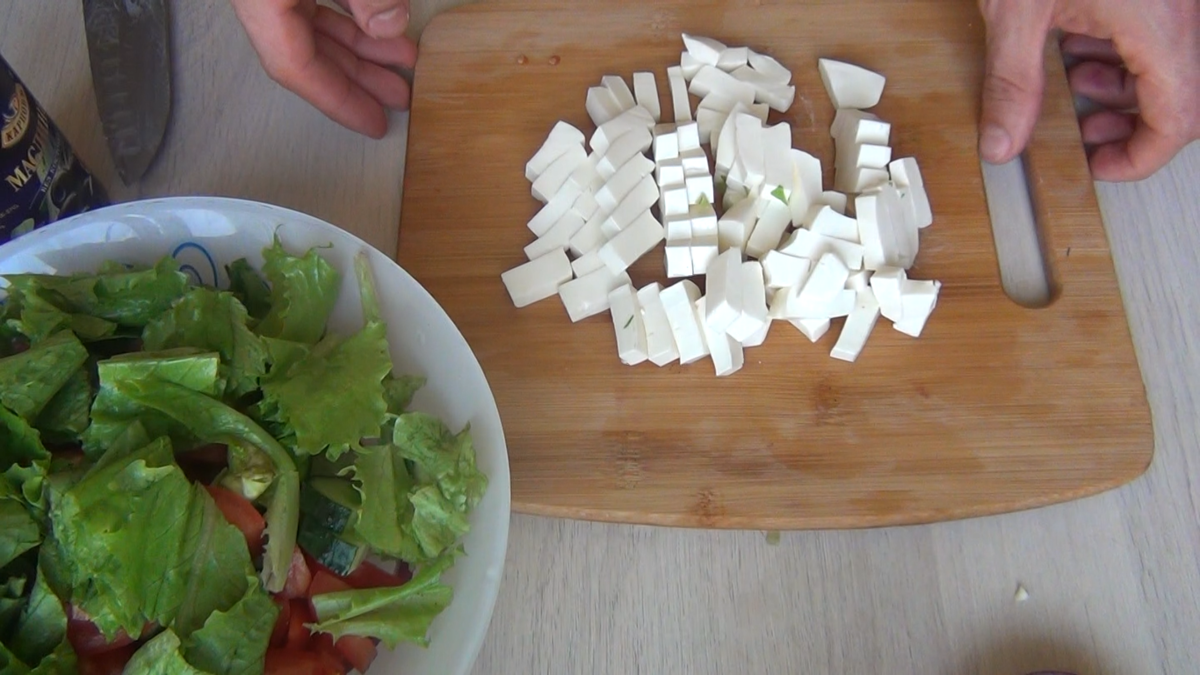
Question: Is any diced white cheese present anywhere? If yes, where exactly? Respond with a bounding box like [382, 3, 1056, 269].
[528, 182, 583, 236]
[723, 180, 750, 211]
[525, 122, 585, 181]
[665, 243, 694, 278]
[602, 176, 660, 238]
[845, 142, 893, 170]
[653, 129, 680, 163]
[836, 165, 890, 194]
[806, 205, 860, 243]
[760, 250, 811, 289]
[788, 149, 823, 227]
[699, 92, 738, 114]
[632, 72, 662, 122]
[602, 75, 637, 112]
[695, 296, 744, 376]
[778, 228, 864, 270]
[679, 147, 709, 175]
[727, 261, 769, 342]
[656, 159, 685, 188]
[572, 250, 605, 277]
[734, 114, 766, 188]
[501, 248, 573, 308]
[682, 34, 726, 66]
[833, 110, 891, 145]
[525, 211, 586, 260]
[846, 269, 873, 292]
[596, 154, 655, 212]
[690, 202, 718, 236]
[747, 50, 792, 85]
[831, 288, 881, 362]
[680, 51, 705, 80]
[689, 66, 757, 108]
[565, 153, 603, 194]
[717, 196, 758, 252]
[789, 317, 831, 342]
[608, 284, 649, 365]
[740, 320, 771, 348]
[714, 106, 744, 174]
[868, 266, 906, 321]
[665, 216, 692, 243]
[586, 86, 625, 126]
[888, 156, 923, 189]
[729, 66, 795, 112]
[667, 66, 692, 123]
[660, 280, 711, 364]
[531, 145, 587, 202]
[696, 108, 726, 146]
[901, 184, 934, 229]
[796, 252, 850, 315]
[823, 289, 857, 318]
[717, 46, 749, 71]
[761, 123, 794, 191]
[591, 107, 655, 156]
[879, 183, 918, 269]
[818, 58, 886, 109]
[745, 198, 791, 259]
[660, 185, 691, 218]
[676, 122, 702, 152]
[691, 235, 719, 275]
[855, 193, 887, 270]
[598, 209, 665, 274]
[571, 191, 600, 220]
[559, 265, 630, 322]
[704, 247, 744, 332]
[569, 211, 609, 257]
[818, 190, 848, 215]
[892, 279, 941, 337]
[637, 283, 681, 366]
[597, 127, 653, 179]
[686, 173, 715, 204]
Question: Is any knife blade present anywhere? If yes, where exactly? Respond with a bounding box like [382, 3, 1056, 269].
[82, 0, 172, 184]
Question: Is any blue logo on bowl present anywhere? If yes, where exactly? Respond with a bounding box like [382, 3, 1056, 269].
[172, 242, 218, 287]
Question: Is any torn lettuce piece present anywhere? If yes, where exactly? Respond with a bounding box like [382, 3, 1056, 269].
[124, 629, 210, 675]
[0, 406, 49, 469]
[32, 368, 92, 445]
[0, 496, 40, 569]
[113, 380, 299, 594]
[8, 567, 69, 669]
[309, 549, 458, 648]
[253, 238, 340, 345]
[344, 445, 410, 560]
[1, 280, 117, 344]
[0, 330, 88, 421]
[181, 576, 276, 675]
[224, 259, 271, 322]
[216, 440, 275, 501]
[383, 374, 426, 415]
[142, 288, 269, 398]
[392, 413, 488, 514]
[407, 485, 470, 562]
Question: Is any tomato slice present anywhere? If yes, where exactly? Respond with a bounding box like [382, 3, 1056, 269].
[287, 599, 315, 648]
[334, 635, 378, 674]
[308, 570, 353, 599]
[343, 561, 412, 590]
[67, 606, 134, 656]
[77, 643, 137, 675]
[281, 546, 313, 599]
[204, 484, 266, 558]
[270, 596, 292, 648]
[264, 648, 346, 675]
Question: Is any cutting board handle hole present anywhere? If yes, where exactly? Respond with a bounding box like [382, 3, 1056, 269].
[981, 155, 1058, 308]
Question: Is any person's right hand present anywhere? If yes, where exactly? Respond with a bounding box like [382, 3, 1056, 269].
[977, 0, 1199, 182]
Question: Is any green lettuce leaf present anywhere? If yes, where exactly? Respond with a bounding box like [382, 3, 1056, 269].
[142, 288, 268, 398]
[1, 281, 116, 344]
[26, 641, 75, 675]
[345, 445, 410, 560]
[0, 499, 39, 570]
[8, 567, 68, 668]
[383, 374, 426, 415]
[224, 260, 271, 322]
[0, 330, 88, 421]
[82, 349, 221, 458]
[216, 441, 275, 501]
[0, 576, 26, 638]
[309, 550, 458, 648]
[392, 413, 488, 514]
[125, 630, 210, 675]
[181, 579, 276, 675]
[113, 380, 299, 594]
[31, 367, 92, 446]
[46, 438, 255, 640]
[0, 640, 30, 674]
[407, 485, 470, 562]
[253, 238, 339, 345]
[0, 407, 48, 469]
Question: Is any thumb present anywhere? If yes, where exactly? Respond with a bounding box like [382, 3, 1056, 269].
[977, 1, 1055, 164]
[343, 0, 410, 39]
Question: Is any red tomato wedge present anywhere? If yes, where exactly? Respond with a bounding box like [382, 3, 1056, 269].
[308, 570, 353, 599]
[66, 606, 134, 656]
[281, 546, 313, 599]
[334, 635, 378, 674]
[306, 571, 380, 673]
[287, 599, 315, 648]
[204, 484, 266, 558]
[264, 648, 346, 675]
[270, 597, 292, 648]
[343, 561, 412, 589]
[77, 643, 137, 675]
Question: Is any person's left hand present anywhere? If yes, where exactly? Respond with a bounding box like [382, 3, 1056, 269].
[229, 0, 417, 138]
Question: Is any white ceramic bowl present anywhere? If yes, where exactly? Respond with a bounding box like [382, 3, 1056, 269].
[0, 196, 510, 675]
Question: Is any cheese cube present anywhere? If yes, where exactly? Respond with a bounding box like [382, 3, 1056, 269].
[818, 190, 848, 215]
[893, 279, 941, 337]
[682, 33, 726, 66]
[846, 269, 873, 292]
[679, 148, 709, 175]
[667, 65, 692, 123]
[571, 191, 600, 220]
[745, 199, 791, 259]
[660, 186, 691, 217]
[762, 123, 794, 190]
[717, 46, 749, 71]
[680, 51, 704, 79]
[878, 183, 918, 269]
[823, 289, 857, 318]
[718, 196, 758, 252]
[597, 127, 653, 179]
[501, 248, 572, 308]
[525, 122, 585, 181]
[559, 266, 630, 322]
[831, 288, 881, 362]
[759, 84, 796, 112]
[869, 266, 906, 321]
[789, 317, 831, 342]
[656, 159, 686, 188]
[676, 122, 702, 152]
[788, 149, 823, 226]
[586, 86, 625, 126]
[602, 75, 637, 111]
[796, 252, 850, 314]
[760, 250, 811, 289]
[695, 296, 744, 376]
[714, 106, 743, 174]
[525, 211, 586, 260]
[572, 250, 605, 277]
[697, 108, 727, 145]
[901, 184, 934, 229]
[689, 66, 756, 107]
[818, 58, 886, 109]
[528, 182, 582, 236]
[603, 176, 660, 236]
[660, 281, 711, 364]
[665, 217, 692, 243]
[740, 320, 771, 348]
[686, 173, 715, 204]
[665, 244, 694, 278]
[609, 284, 649, 365]
[747, 50, 792, 85]
[889, 156, 924, 189]
[636, 283, 681, 366]
[734, 114, 766, 187]
[833, 110, 891, 146]
[846, 143, 893, 170]
[690, 203, 718, 236]
[704, 247, 744, 332]
[778, 228, 865, 270]
[633, 72, 661, 122]
[596, 154, 655, 212]
[531, 145, 587, 202]
[598, 209, 665, 274]
[855, 193, 887, 270]
[806, 206, 860, 243]
[836, 165, 890, 194]
[568, 212, 609, 257]
[565, 153, 603, 194]
[691, 236, 720, 275]
[653, 130, 680, 163]
[699, 93, 737, 114]
[590, 107, 655, 156]
[727, 261, 769, 342]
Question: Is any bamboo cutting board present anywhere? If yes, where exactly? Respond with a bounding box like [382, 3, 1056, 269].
[396, 0, 1154, 528]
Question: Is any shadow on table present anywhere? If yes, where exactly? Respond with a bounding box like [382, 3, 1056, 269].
[945, 627, 1120, 675]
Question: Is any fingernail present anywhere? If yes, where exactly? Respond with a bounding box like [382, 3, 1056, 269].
[368, 6, 407, 38]
[979, 124, 1012, 162]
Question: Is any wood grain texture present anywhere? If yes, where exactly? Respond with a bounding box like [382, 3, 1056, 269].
[397, 0, 1153, 528]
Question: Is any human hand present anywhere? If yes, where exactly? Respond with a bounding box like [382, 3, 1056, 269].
[229, 0, 417, 138]
[977, 0, 1199, 181]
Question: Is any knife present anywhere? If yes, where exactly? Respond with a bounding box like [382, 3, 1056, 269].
[82, 0, 172, 185]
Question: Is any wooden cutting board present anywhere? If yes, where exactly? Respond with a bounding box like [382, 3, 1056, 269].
[396, 0, 1153, 528]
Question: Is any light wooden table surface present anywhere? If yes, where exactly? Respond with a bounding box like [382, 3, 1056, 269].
[3, 2, 1198, 674]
